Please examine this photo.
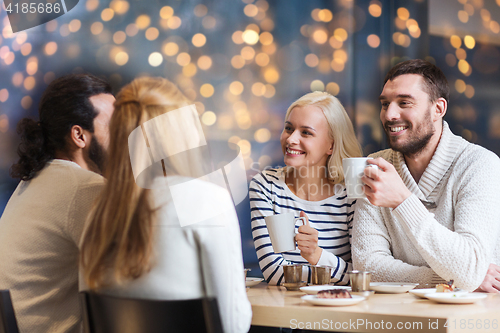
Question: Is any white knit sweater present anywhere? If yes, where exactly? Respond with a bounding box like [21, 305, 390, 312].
[352, 122, 500, 291]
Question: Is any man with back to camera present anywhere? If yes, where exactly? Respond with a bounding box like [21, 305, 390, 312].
[0, 74, 115, 332]
[352, 59, 500, 292]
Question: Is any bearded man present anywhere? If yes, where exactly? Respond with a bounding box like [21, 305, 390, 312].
[352, 59, 500, 293]
[0, 74, 114, 332]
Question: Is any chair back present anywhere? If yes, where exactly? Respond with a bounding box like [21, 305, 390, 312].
[0, 290, 19, 333]
[80, 291, 223, 333]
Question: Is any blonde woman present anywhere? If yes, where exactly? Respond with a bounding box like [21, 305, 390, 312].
[250, 91, 362, 285]
[80, 77, 251, 333]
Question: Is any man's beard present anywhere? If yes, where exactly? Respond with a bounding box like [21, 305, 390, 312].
[88, 134, 106, 174]
[385, 111, 434, 156]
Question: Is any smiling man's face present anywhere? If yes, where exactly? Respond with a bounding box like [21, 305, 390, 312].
[379, 74, 436, 156]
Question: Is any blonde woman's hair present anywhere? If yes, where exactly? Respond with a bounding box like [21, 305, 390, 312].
[80, 77, 194, 290]
[284, 91, 362, 184]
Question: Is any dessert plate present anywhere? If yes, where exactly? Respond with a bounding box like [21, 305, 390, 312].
[246, 277, 264, 287]
[370, 282, 418, 293]
[301, 294, 365, 306]
[300, 285, 351, 295]
[425, 293, 487, 304]
[409, 288, 466, 299]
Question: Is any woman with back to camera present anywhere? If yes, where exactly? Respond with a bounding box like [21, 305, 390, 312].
[80, 77, 251, 333]
[250, 91, 363, 286]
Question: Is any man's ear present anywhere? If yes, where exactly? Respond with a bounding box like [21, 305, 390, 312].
[434, 97, 447, 121]
[69, 125, 89, 149]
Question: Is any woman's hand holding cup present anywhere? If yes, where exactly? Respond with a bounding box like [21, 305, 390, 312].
[295, 211, 322, 265]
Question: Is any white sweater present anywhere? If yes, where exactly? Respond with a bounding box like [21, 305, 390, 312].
[352, 122, 500, 291]
[0, 160, 104, 333]
[87, 176, 252, 333]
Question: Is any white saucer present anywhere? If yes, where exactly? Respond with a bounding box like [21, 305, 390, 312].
[425, 293, 487, 304]
[409, 288, 467, 299]
[299, 285, 351, 295]
[246, 277, 264, 287]
[370, 282, 418, 293]
[301, 294, 365, 306]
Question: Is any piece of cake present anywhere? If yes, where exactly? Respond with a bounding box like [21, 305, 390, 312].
[436, 280, 455, 292]
[317, 289, 352, 299]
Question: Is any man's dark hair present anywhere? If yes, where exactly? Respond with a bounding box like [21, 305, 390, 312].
[384, 59, 450, 104]
[10, 73, 112, 180]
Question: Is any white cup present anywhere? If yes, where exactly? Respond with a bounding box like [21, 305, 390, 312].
[264, 213, 306, 253]
[342, 157, 376, 199]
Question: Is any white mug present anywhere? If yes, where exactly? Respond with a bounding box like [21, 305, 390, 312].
[264, 213, 306, 253]
[342, 157, 376, 199]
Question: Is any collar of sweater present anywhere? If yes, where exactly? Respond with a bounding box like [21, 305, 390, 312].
[390, 121, 468, 199]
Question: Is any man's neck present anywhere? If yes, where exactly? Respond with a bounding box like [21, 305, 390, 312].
[54, 150, 93, 172]
[403, 127, 444, 184]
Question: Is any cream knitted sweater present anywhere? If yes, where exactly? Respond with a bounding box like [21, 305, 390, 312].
[352, 122, 500, 291]
[0, 160, 104, 333]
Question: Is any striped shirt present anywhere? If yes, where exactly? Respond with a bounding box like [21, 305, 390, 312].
[249, 168, 355, 286]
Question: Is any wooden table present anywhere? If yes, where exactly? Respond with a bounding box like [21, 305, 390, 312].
[246, 283, 500, 332]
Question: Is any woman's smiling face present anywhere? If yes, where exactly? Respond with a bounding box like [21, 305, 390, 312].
[280, 105, 334, 170]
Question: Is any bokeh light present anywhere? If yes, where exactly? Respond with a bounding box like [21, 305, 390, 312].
[397, 7, 410, 21]
[305, 54, 319, 67]
[458, 59, 470, 74]
[200, 84, 214, 98]
[369, 2, 382, 17]
[201, 111, 217, 126]
[254, 128, 271, 143]
[242, 29, 259, 45]
[229, 81, 244, 95]
[101, 8, 115, 22]
[197, 55, 212, 70]
[23, 77, 35, 91]
[244, 4, 259, 17]
[145, 27, 159, 41]
[464, 35, 475, 49]
[113, 31, 127, 44]
[44, 42, 58, 56]
[450, 35, 462, 49]
[91, 22, 104, 35]
[115, 51, 129, 66]
[255, 53, 270, 67]
[326, 82, 340, 95]
[455, 79, 466, 93]
[176, 52, 191, 66]
[310, 80, 325, 91]
[312, 29, 328, 44]
[148, 52, 163, 67]
[163, 42, 179, 56]
[367, 34, 380, 48]
[458, 10, 469, 23]
[160, 6, 174, 19]
[465, 85, 475, 98]
[192, 33, 207, 47]
[21, 96, 32, 110]
[194, 4, 208, 17]
[136, 15, 151, 29]
[0, 89, 9, 103]
[263, 67, 279, 84]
